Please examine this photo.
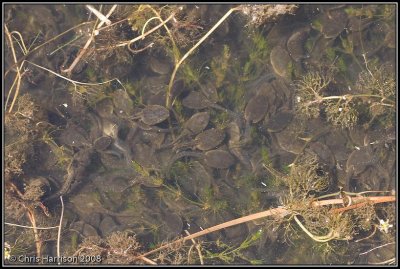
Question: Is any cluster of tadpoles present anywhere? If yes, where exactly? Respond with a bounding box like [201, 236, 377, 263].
[4, 4, 396, 264]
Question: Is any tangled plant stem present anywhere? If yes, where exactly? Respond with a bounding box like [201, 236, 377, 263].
[293, 215, 336, 242]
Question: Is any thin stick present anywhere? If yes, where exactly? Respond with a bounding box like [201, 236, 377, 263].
[4, 65, 21, 111]
[134, 207, 289, 261]
[128, 42, 154, 54]
[165, 6, 242, 108]
[86, 5, 112, 26]
[329, 196, 395, 214]
[355, 226, 377, 243]
[5, 223, 59, 230]
[26, 60, 122, 87]
[139, 256, 157, 265]
[26, 208, 42, 259]
[359, 242, 395, 256]
[135, 195, 395, 260]
[311, 195, 395, 207]
[10, 31, 28, 55]
[57, 196, 64, 265]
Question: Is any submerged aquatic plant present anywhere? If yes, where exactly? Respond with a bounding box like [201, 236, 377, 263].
[204, 229, 264, 264]
[210, 44, 230, 88]
[288, 153, 331, 197]
[295, 62, 395, 128]
[5, 94, 42, 178]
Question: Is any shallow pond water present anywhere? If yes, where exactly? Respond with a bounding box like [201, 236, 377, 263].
[4, 4, 396, 265]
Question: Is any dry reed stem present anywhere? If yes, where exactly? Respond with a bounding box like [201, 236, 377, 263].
[5, 223, 59, 230]
[311, 195, 395, 207]
[86, 5, 112, 25]
[10, 31, 28, 55]
[369, 258, 396, 265]
[140, 256, 157, 265]
[25, 208, 42, 260]
[135, 207, 289, 261]
[57, 196, 64, 265]
[135, 195, 396, 261]
[329, 196, 395, 214]
[25, 60, 125, 92]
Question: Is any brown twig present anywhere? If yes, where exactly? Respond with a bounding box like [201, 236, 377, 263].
[140, 256, 157, 265]
[134, 207, 289, 261]
[328, 196, 396, 214]
[134, 195, 396, 261]
[25, 207, 42, 260]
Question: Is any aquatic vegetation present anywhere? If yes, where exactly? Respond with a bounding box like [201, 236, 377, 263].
[198, 186, 228, 215]
[345, 4, 395, 21]
[169, 160, 194, 178]
[5, 94, 42, 178]
[324, 96, 359, 129]
[4, 4, 395, 265]
[290, 154, 331, 196]
[4, 230, 35, 259]
[211, 109, 230, 129]
[204, 230, 264, 264]
[294, 61, 395, 128]
[41, 131, 74, 168]
[242, 30, 271, 82]
[210, 44, 231, 88]
[294, 69, 334, 119]
[180, 61, 205, 88]
[220, 83, 246, 112]
[260, 146, 271, 165]
[76, 231, 141, 264]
